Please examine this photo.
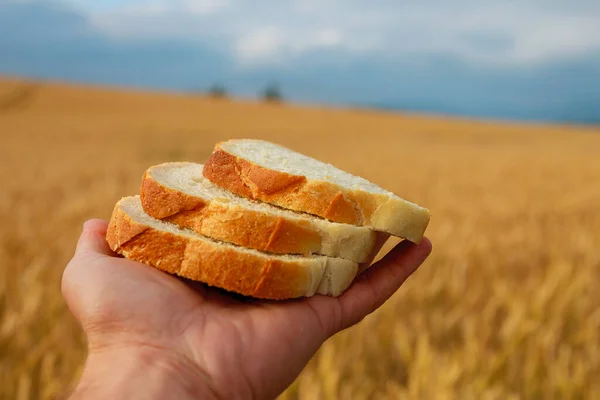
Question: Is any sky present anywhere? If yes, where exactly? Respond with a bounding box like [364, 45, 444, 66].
[1, 0, 599, 123]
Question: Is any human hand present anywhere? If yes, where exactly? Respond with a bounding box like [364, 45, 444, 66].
[62, 219, 432, 400]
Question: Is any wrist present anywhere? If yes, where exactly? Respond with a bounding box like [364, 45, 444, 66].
[70, 344, 220, 400]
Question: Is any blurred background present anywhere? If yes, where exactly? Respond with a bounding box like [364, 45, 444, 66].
[1, 0, 599, 399]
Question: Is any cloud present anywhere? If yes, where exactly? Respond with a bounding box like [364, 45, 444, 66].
[185, 0, 229, 14]
[1, 0, 599, 123]
[69, 0, 600, 68]
[235, 27, 346, 65]
[313, 29, 343, 48]
[236, 27, 284, 64]
[66, 0, 229, 14]
[0, 1, 231, 90]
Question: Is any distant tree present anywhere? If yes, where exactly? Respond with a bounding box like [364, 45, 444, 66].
[208, 84, 228, 99]
[261, 83, 283, 103]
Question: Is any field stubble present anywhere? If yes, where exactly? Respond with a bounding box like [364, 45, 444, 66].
[1, 79, 599, 399]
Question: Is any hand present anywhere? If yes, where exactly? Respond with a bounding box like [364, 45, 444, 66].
[62, 219, 432, 400]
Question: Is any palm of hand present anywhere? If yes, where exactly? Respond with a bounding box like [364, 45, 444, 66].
[63, 220, 431, 399]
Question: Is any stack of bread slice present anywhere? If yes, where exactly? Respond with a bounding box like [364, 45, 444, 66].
[105, 139, 431, 300]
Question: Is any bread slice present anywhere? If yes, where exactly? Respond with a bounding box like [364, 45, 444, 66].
[203, 139, 431, 241]
[140, 162, 384, 263]
[106, 196, 359, 299]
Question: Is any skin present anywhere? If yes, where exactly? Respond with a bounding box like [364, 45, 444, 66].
[62, 219, 432, 400]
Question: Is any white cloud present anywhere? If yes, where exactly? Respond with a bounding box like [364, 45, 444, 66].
[70, 0, 600, 67]
[312, 29, 343, 48]
[235, 27, 345, 65]
[185, 0, 229, 15]
[236, 27, 284, 64]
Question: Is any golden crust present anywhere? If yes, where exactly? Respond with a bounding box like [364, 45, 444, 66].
[203, 142, 431, 242]
[140, 168, 330, 257]
[140, 170, 207, 219]
[140, 163, 381, 261]
[105, 200, 321, 299]
[105, 204, 148, 249]
[202, 150, 257, 199]
[204, 149, 359, 222]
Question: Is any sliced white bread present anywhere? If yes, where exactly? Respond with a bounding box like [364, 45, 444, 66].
[106, 196, 359, 299]
[203, 139, 431, 242]
[140, 162, 386, 263]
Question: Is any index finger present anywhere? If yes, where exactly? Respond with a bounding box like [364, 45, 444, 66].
[337, 237, 432, 331]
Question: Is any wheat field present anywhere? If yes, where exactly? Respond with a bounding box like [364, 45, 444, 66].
[1, 77, 599, 399]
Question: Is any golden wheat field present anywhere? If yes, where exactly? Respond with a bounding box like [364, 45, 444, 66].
[1, 76, 600, 400]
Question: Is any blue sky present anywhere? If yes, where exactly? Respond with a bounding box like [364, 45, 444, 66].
[1, 0, 599, 123]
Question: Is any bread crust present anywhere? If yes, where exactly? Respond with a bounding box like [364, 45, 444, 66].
[203, 142, 431, 242]
[140, 163, 378, 262]
[140, 170, 207, 219]
[106, 198, 358, 299]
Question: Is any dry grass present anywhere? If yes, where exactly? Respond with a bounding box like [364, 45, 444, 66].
[1, 77, 599, 399]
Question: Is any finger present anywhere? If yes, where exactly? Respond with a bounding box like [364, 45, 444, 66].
[281, 238, 431, 341]
[337, 237, 432, 331]
[75, 219, 114, 257]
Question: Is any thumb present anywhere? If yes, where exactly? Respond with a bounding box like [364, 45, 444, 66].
[75, 219, 114, 257]
[63, 219, 115, 324]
